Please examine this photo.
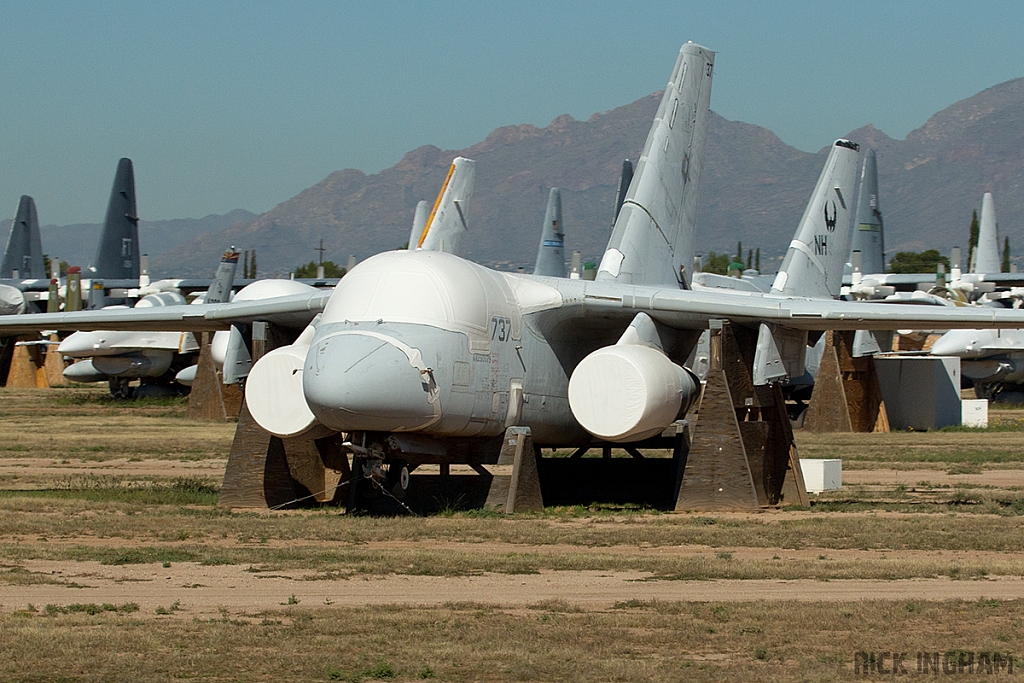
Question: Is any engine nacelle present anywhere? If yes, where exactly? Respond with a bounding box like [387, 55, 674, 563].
[244, 322, 331, 439]
[568, 344, 700, 442]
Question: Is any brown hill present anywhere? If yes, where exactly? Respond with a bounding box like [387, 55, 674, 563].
[152, 77, 1024, 276]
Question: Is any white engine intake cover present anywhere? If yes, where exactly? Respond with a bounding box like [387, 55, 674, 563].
[568, 344, 699, 442]
[245, 341, 328, 439]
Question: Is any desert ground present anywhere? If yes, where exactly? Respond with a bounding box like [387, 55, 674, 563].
[1, 386, 1022, 681]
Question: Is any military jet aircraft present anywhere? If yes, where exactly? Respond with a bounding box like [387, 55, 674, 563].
[5, 43, 1024, 499]
[58, 248, 242, 396]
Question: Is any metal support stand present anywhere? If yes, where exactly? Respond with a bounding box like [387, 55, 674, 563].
[485, 426, 544, 513]
[218, 322, 344, 508]
[186, 332, 242, 421]
[676, 320, 808, 511]
[804, 330, 890, 433]
[5, 337, 49, 388]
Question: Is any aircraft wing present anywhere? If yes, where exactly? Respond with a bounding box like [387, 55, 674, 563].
[0, 290, 331, 335]
[564, 279, 1024, 331]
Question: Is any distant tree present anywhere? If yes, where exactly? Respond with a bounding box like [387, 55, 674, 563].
[293, 260, 346, 278]
[250, 249, 257, 279]
[243, 250, 250, 279]
[746, 249, 753, 270]
[702, 252, 731, 275]
[888, 250, 949, 274]
[967, 209, 979, 270]
[1002, 236, 1011, 272]
[42, 255, 68, 277]
[755, 248, 761, 273]
[736, 241, 743, 263]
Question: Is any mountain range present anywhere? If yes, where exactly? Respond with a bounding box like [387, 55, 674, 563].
[39, 210, 257, 277]
[32, 76, 1024, 279]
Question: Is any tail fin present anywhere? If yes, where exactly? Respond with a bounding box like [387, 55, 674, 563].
[770, 140, 860, 298]
[417, 156, 476, 255]
[850, 149, 885, 275]
[611, 159, 634, 228]
[533, 188, 566, 277]
[91, 158, 140, 279]
[205, 247, 241, 304]
[409, 200, 429, 250]
[1, 195, 44, 278]
[597, 42, 714, 287]
[972, 192, 999, 273]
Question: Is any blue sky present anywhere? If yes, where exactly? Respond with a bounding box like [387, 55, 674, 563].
[1, 1, 1022, 225]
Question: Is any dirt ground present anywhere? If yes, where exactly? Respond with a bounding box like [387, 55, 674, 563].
[3, 388, 1024, 616]
[6, 560, 1024, 619]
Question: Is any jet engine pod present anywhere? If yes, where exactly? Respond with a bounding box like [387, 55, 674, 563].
[568, 344, 700, 442]
[245, 343, 330, 439]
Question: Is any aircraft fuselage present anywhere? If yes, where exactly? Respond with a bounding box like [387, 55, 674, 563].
[301, 249, 592, 446]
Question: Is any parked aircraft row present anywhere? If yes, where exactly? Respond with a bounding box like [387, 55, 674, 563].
[4, 43, 1024, 506]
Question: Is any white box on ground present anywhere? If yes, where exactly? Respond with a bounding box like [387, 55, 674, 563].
[800, 459, 842, 494]
[961, 398, 989, 428]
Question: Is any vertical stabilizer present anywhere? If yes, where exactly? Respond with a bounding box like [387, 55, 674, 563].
[417, 157, 476, 256]
[597, 42, 714, 287]
[409, 200, 429, 250]
[205, 248, 241, 304]
[771, 140, 860, 298]
[611, 159, 634, 228]
[91, 158, 140, 279]
[972, 192, 1000, 274]
[1, 195, 44, 278]
[533, 188, 566, 277]
[850, 149, 884, 275]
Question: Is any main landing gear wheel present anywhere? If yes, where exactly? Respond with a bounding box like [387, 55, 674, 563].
[388, 459, 410, 499]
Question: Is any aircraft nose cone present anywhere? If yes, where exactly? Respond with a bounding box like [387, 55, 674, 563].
[58, 331, 104, 357]
[303, 333, 436, 432]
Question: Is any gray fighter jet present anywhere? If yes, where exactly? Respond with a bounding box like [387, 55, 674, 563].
[5, 43, 1024, 485]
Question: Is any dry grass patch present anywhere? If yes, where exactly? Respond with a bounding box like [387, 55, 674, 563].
[0, 599, 1020, 682]
[0, 387, 234, 465]
[796, 429, 1024, 465]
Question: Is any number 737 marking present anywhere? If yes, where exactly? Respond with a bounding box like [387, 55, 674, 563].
[491, 316, 511, 342]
